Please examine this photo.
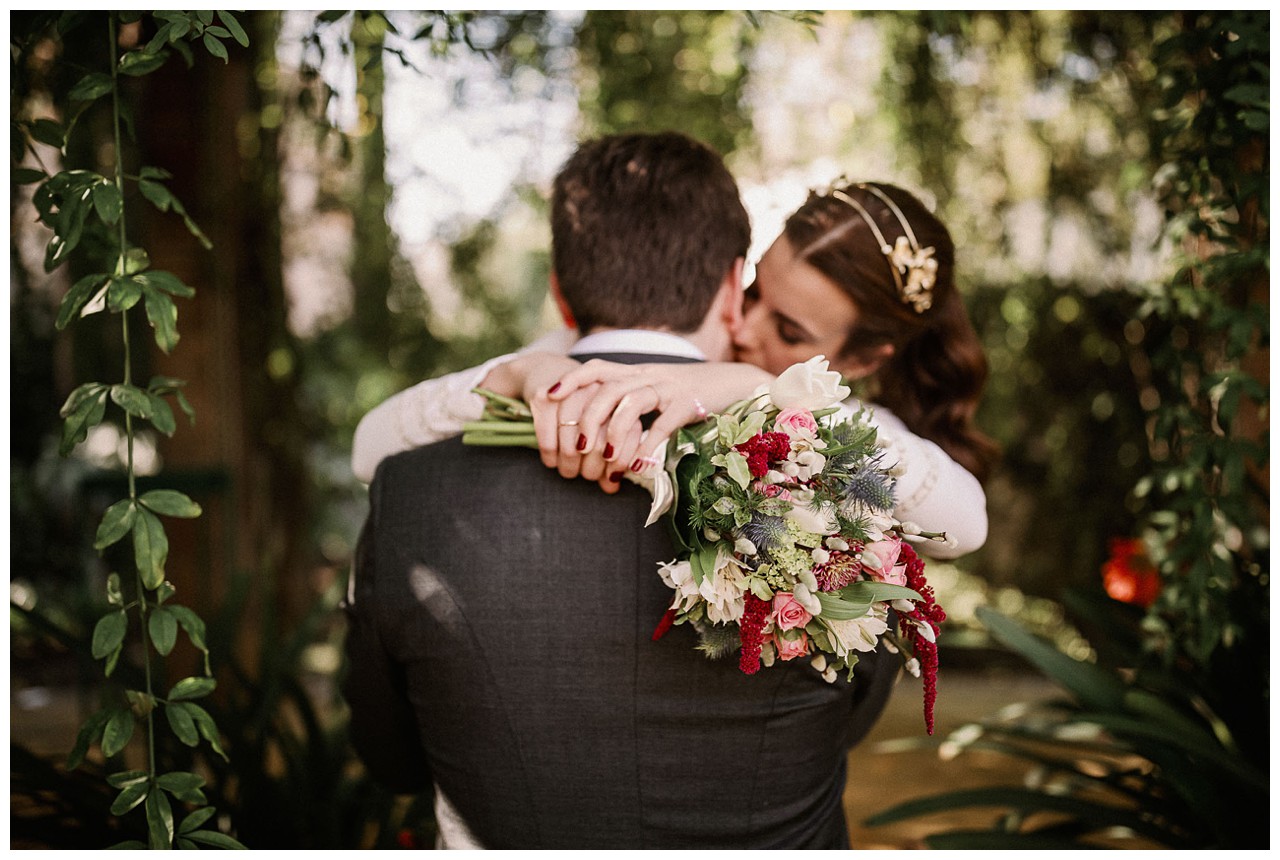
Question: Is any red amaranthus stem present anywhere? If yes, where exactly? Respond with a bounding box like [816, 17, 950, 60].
[897, 543, 945, 734]
[738, 594, 771, 674]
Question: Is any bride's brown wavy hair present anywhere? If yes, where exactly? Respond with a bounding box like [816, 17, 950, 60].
[784, 182, 999, 483]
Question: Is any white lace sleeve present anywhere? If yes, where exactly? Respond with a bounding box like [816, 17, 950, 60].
[840, 399, 988, 559]
[350, 329, 578, 483]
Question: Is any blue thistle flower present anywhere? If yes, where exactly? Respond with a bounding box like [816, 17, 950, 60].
[739, 513, 788, 561]
[844, 465, 895, 512]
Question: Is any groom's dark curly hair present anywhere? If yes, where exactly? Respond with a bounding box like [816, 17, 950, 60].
[551, 131, 750, 334]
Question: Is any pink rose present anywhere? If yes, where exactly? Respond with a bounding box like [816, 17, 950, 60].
[772, 592, 813, 631]
[761, 484, 793, 501]
[773, 631, 809, 661]
[863, 537, 906, 585]
[775, 407, 818, 439]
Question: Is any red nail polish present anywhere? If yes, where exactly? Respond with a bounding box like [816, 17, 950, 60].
[603, 443, 615, 459]
[630, 459, 643, 472]
[576, 434, 587, 452]
[548, 382, 561, 395]
[608, 471, 623, 483]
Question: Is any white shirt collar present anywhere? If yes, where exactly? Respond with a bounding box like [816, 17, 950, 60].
[568, 329, 705, 361]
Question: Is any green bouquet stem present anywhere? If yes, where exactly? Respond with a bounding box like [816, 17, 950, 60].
[463, 388, 539, 447]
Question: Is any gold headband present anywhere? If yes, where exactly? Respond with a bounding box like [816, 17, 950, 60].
[828, 184, 937, 313]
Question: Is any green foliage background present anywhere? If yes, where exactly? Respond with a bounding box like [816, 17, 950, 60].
[10, 9, 1268, 850]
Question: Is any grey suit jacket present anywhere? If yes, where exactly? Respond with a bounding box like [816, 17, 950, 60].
[342, 352, 898, 849]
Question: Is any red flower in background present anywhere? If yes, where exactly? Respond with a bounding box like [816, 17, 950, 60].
[1102, 538, 1161, 607]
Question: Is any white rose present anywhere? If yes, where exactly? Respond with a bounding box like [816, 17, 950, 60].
[768, 356, 852, 411]
[657, 559, 700, 612]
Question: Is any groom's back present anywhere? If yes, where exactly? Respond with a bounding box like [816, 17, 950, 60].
[354, 437, 861, 849]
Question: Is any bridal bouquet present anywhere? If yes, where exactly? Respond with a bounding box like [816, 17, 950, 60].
[465, 357, 947, 733]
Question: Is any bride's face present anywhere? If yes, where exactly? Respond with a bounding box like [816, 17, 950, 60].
[732, 234, 862, 378]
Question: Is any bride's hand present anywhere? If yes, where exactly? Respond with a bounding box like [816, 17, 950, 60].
[546, 360, 773, 491]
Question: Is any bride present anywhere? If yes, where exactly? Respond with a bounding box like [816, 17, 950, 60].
[351, 181, 995, 559]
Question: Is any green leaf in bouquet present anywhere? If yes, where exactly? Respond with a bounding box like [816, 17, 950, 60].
[716, 414, 740, 449]
[749, 577, 775, 601]
[815, 591, 873, 621]
[688, 542, 719, 588]
[734, 410, 767, 445]
[837, 581, 922, 605]
[725, 450, 751, 489]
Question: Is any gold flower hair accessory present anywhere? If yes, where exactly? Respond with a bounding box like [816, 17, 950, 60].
[826, 183, 937, 313]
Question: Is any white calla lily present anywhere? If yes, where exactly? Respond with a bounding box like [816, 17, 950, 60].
[769, 356, 852, 411]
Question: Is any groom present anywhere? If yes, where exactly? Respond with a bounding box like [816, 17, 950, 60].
[342, 132, 897, 848]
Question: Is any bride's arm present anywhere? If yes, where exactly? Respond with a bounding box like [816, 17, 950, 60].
[853, 403, 988, 559]
[350, 329, 578, 483]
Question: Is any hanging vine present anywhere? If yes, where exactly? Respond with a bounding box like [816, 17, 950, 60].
[13, 11, 249, 849]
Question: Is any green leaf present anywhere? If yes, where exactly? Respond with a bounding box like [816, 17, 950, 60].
[91, 181, 123, 224]
[118, 49, 168, 76]
[143, 288, 180, 353]
[203, 32, 229, 62]
[28, 117, 67, 148]
[175, 389, 196, 423]
[13, 167, 47, 184]
[55, 273, 110, 329]
[168, 676, 216, 701]
[146, 20, 175, 52]
[177, 838, 198, 850]
[156, 771, 206, 803]
[218, 10, 250, 46]
[139, 165, 173, 180]
[111, 383, 154, 419]
[196, 10, 214, 25]
[102, 707, 135, 757]
[178, 806, 217, 835]
[91, 610, 128, 660]
[725, 450, 751, 489]
[110, 781, 151, 816]
[59, 387, 108, 455]
[68, 72, 114, 103]
[149, 606, 178, 656]
[95, 500, 137, 550]
[140, 489, 202, 518]
[138, 178, 174, 211]
[168, 605, 210, 668]
[185, 703, 229, 760]
[976, 607, 1126, 712]
[133, 508, 169, 589]
[138, 270, 195, 297]
[815, 592, 872, 621]
[67, 710, 111, 770]
[146, 392, 177, 436]
[156, 581, 176, 604]
[126, 689, 157, 717]
[688, 541, 719, 587]
[837, 581, 923, 605]
[146, 789, 175, 849]
[186, 830, 248, 849]
[107, 276, 143, 312]
[166, 702, 200, 747]
[106, 769, 149, 789]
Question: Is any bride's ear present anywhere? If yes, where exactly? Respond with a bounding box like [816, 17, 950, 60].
[835, 343, 895, 381]
[549, 271, 577, 330]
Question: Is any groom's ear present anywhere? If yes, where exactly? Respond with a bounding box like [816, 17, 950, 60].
[718, 257, 746, 332]
[548, 271, 577, 330]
